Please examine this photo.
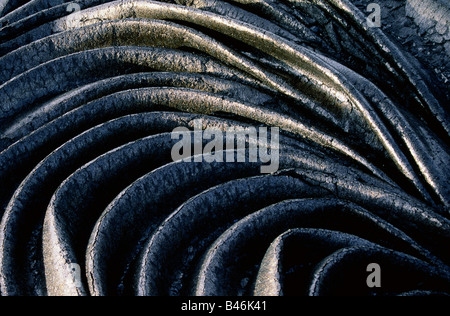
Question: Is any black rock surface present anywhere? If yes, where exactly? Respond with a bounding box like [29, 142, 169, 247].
[0, 0, 449, 296]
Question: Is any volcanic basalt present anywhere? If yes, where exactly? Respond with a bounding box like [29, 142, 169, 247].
[0, 0, 449, 296]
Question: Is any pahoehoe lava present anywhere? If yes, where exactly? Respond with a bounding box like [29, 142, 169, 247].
[0, 0, 449, 296]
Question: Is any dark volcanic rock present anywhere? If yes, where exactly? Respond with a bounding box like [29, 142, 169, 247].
[0, 0, 449, 296]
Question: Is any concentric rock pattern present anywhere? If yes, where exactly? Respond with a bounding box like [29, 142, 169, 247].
[0, 0, 449, 296]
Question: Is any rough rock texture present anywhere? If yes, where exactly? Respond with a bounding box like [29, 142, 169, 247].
[0, 0, 449, 296]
